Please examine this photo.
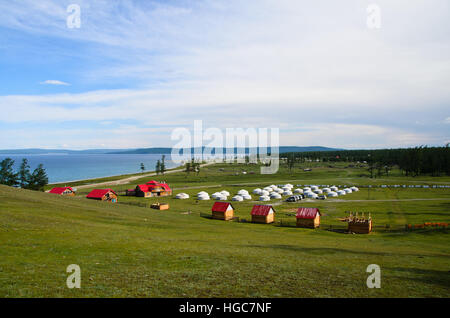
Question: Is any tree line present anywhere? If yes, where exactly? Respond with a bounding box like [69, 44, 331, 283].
[0, 158, 49, 190]
[281, 145, 450, 177]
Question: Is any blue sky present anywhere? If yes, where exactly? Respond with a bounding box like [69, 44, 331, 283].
[0, 0, 449, 149]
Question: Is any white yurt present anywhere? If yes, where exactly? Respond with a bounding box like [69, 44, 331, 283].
[344, 188, 352, 194]
[327, 191, 338, 197]
[259, 195, 270, 201]
[350, 186, 359, 192]
[214, 195, 227, 200]
[313, 189, 323, 194]
[306, 192, 318, 199]
[303, 187, 311, 192]
[283, 190, 293, 196]
[237, 189, 249, 196]
[270, 192, 282, 199]
[285, 183, 294, 188]
[220, 190, 230, 196]
[311, 185, 319, 191]
[294, 188, 304, 194]
[175, 193, 189, 199]
[197, 191, 208, 196]
[269, 185, 277, 189]
[322, 187, 331, 193]
[197, 195, 210, 200]
[263, 187, 273, 193]
[253, 188, 262, 195]
[242, 194, 252, 200]
[261, 190, 270, 196]
[330, 186, 338, 192]
[232, 195, 244, 201]
[337, 190, 346, 196]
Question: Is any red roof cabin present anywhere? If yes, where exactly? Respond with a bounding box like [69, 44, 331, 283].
[134, 180, 172, 198]
[86, 189, 118, 202]
[251, 205, 275, 224]
[211, 202, 234, 221]
[49, 186, 75, 196]
[296, 207, 321, 228]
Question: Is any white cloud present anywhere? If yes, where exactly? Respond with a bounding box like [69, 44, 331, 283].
[0, 0, 449, 148]
[40, 80, 70, 86]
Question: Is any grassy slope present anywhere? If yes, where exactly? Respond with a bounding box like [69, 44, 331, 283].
[1, 163, 449, 297]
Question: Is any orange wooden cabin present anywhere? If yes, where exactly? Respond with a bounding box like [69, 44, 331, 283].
[135, 180, 172, 198]
[49, 186, 75, 196]
[211, 202, 235, 221]
[296, 207, 321, 228]
[86, 189, 118, 202]
[251, 205, 275, 224]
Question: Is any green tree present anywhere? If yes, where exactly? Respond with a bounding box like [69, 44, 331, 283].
[0, 158, 18, 186]
[28, 164, 48, 191]
[18, 158, 31, 188]
[185, 162, 191, 176]
[160, 155, 166, 175]
[155, 160, 161, 175]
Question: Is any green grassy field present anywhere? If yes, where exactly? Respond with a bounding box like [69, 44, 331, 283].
[1, 162, 449, 297]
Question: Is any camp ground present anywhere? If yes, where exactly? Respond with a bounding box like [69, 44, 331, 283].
[1, 160, 449, 298]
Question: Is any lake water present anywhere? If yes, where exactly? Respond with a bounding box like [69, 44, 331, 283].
[0, 154, 178, 184]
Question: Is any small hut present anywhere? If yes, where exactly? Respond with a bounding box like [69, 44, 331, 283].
[49, 186, 75, 196]
[251, 205, 275, 224]
[150, 203, 169, 210]
[296, 207, 321, 228]
[86, 189, 118, 202]
[211, 202, 234, 221]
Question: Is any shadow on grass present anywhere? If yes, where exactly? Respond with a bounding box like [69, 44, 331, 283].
[386, 267, 450, 290]
[245, 244, 450, 259]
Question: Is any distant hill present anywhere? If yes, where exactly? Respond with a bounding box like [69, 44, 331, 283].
[109, 146, 343, 154]
[0, 146, 342, 155]
[0, 148, 127, 155]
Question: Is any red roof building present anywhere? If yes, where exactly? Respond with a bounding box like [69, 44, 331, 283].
[251, 205, 275, 216]
[135, 181, 172, 197]
[296, 207, 321, 228]
[86, 189, 118, 202]
[296, 207, 321, 219]
[251, 205, 275, 223]
[49, 187, 75, 196]
[211, 202, 234, 221]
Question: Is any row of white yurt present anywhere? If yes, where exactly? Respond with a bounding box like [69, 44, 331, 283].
[175, 193, 189, 199]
